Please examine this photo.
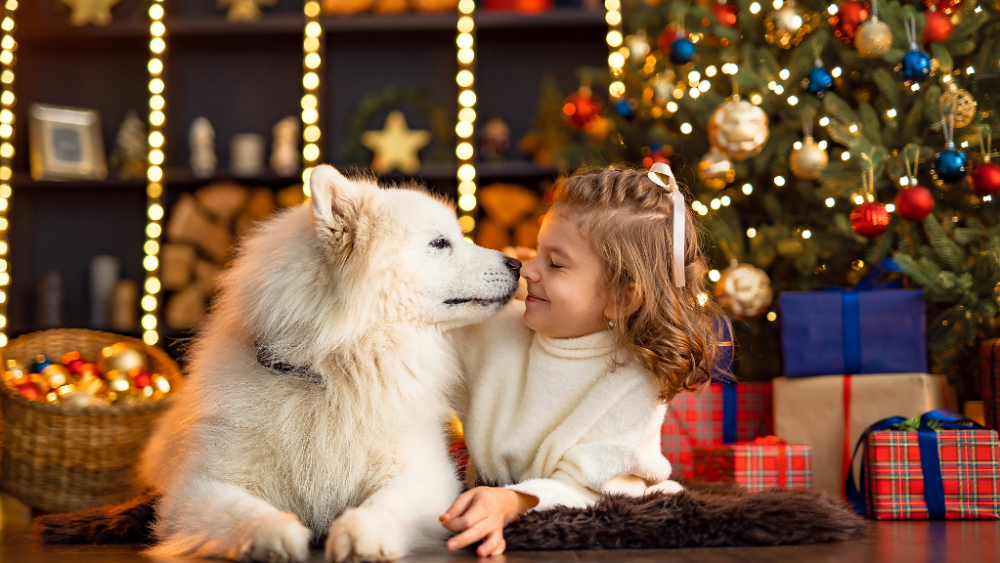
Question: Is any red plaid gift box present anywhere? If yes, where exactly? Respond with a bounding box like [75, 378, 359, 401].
[981, 340, 1000, 431]
[863, 429, 1000, 519]
[661, 382, 772, 478]
[692, 437, 811, 492]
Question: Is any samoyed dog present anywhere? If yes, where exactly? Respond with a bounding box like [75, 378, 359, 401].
[137, 165, 520, 562]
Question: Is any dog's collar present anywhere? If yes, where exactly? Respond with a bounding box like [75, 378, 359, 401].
[254, 340, 323, 382]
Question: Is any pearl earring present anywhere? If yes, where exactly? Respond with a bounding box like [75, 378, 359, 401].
[608, 320, 614, 329]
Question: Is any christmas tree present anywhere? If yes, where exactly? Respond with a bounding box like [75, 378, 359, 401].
[556, 0, 1000, 397]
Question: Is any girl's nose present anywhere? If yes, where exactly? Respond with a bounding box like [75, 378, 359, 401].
[521, 255, 541, 282]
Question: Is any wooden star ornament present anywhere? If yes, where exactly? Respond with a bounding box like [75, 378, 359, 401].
[361, 111, 432, 175]
[62, 0, 122, 26]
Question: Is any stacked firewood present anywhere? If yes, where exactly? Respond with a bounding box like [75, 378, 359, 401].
[161, 183, 304, 329]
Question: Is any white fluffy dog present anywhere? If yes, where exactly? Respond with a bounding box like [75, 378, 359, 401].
[138, 165, 520, 562]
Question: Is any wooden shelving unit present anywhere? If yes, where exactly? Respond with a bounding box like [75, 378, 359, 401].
[8, 0, 605, 351]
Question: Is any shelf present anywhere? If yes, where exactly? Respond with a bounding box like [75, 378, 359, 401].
[19, 9, 606, 44]
[10, 161, 558, 191]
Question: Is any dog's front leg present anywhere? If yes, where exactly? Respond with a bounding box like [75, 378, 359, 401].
[150, 478, 311, 563]
[326, 424, 460, 562]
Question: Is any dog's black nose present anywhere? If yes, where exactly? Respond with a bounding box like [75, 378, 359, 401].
[504, 257, 522, 272]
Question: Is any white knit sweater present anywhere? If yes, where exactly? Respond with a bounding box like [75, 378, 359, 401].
[451, 300, 679, 511]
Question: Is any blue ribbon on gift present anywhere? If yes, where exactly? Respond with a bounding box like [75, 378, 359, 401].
[844, 409, 982, 519]
[814, 258, 904, 374]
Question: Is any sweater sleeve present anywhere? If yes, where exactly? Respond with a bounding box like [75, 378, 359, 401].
[508, 374, 678, 511]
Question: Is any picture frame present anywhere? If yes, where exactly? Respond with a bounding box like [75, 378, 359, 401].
[29, 103, 108, 181]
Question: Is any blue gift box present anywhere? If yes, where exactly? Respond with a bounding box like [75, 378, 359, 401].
[779, 288, 927, 377]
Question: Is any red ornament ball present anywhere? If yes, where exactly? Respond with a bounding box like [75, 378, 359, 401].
[850, 201, 890, 237]
[923, 11, 953, 44]
[971, 162, 1000, 196]
[642, 150, 670, 168]
[894, 185, 934, 222]
[830, 2, 870, 43]
[133, 371, 153, 388]
[15, 382, 43, 401]
[562, 91, 601, 130]
[711, 4, 739, 28]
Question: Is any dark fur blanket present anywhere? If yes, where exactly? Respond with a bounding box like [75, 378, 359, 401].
[35, 484, 867, 550]
[504, 484, 868, 550]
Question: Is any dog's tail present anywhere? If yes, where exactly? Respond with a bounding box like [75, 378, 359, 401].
[32, 493, 160, 544]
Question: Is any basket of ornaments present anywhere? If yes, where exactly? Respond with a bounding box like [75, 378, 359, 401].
[0, 329, 182, 513]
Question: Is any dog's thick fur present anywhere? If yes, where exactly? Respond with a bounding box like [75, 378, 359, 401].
[128, 166, 519, 562]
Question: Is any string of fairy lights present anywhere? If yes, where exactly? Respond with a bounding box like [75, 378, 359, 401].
[302, 1, 323, 195]
[604, 0, 625, 101]
[141, 0, 167, 346]
[455, 0, 477, 237]
[0, 0, 15, 348]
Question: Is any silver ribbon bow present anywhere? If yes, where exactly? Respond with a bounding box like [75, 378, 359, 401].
[647, 162, 686, 288]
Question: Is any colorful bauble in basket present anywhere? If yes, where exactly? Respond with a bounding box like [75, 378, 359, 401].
[0, 329, 182, 513]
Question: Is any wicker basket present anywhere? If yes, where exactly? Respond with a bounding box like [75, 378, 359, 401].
[0, 329, 182, 513]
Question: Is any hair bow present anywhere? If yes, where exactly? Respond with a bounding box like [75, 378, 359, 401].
[647, 162, 686, 288]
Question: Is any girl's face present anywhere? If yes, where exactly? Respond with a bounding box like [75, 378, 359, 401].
[520, 209, 610, 338]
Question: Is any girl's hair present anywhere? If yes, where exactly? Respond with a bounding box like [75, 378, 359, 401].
[550, 165, 731, 402]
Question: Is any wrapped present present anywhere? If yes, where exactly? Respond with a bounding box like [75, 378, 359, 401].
[981, 340, 1000, 431]
[780, 288, 926, 377]
[779, 260, 926, 377]
[662, 381, 772, 479]
[693, 436, 811, 492]
[846, 410, 1000, 519]
[774, 373, 953, 497]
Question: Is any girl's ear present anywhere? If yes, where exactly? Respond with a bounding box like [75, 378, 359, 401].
[604, 282, 643, 321]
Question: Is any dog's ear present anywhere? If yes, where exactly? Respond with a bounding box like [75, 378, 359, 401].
[309, 165, 359, 246]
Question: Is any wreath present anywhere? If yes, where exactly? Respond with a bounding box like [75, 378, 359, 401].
[343, 88, 453, 167]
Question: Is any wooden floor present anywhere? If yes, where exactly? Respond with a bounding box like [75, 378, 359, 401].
[1, 493, 997, 563]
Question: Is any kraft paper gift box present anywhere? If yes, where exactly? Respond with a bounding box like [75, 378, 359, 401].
[981, 340, 1000, 431]
[692, 437, 812, 492]
[774, 373, 953, 498]
[779, 288, 927, 377]
[661, 381, 772, 479]
[846, 411, 999, 520]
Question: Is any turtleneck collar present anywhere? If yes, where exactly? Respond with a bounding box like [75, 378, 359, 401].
[535, 329, 617, 360]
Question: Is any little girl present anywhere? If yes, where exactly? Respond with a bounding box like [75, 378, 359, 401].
[440, 164, 729, 556]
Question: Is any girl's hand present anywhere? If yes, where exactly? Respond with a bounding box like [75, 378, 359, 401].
[438, 486, 537, 557]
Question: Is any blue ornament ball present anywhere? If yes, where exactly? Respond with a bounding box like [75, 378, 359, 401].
[669, 38, 695, 65]
[934, 149, 968, 183]
[803, 66, 834, 96]
[899, 49, 932, 82]
[615, 99, 636, 119]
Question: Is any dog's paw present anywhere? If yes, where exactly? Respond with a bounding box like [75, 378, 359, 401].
[235, 511, 312, 563]
[325, 507, 404, 562]
[647, 479, 685, 495]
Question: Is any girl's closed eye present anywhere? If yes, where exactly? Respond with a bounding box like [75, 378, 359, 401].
[549, 260, 564, 269]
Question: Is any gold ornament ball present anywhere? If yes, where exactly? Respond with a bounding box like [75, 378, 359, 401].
[708, 98, 770, 161]
[789, 136, 829, 180]
[713, 262, 774, 321]
[97, 342, 149, 376]
[854, 19, 893, 58]
[939, 88, 976, 129]
[698, 146, 736, 189]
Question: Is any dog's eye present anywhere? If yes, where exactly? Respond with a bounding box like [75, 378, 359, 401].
[430, 237, 451, 249]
